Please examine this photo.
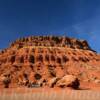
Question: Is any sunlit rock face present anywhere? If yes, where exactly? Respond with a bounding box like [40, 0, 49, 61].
[9, 36, 91, 50]
[0, 36, 100, 88]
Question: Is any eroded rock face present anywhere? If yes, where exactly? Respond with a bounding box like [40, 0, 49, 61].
[0, 36, 100, 89]
[9, 36, 92, 50]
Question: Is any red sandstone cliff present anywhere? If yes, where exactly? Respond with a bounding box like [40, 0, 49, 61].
[0, 36, 100, 89]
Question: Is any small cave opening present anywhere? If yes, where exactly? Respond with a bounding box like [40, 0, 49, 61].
[10, 55, 15, 64]
[37, 55, 43, 62]
[29, 55, 35, 63]
[62, 55, 69, 63]
[34, 73, 42, 80]
[51, 55, 55, 61]
[20, 56, 24, 63]
[57, 57, 61, 64]
[45, 54, 49, 62]
[23, 73, 28, 80]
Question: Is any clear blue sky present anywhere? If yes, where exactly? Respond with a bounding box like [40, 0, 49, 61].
[0, 0, 100, 52]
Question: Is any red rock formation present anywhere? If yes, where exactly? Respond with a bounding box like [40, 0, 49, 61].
[0, 36, 100, 89]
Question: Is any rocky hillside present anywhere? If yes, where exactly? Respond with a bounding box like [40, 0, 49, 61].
[0, 36, 100, 89]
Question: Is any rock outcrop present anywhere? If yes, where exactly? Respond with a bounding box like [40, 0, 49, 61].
[0, 36, 100, 89]
[56, 75, 80, 89]
[9, 36, 92, 50]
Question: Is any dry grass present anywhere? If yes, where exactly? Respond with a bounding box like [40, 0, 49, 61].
[0, 88, 100, 100]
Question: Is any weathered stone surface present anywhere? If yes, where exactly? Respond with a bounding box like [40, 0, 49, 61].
[0, 36, 100, 89]
[0, 73, 11, 88]
[9, 36, 93, 50]
[56, 75, 80, 89]
[48, 77, 60, 88]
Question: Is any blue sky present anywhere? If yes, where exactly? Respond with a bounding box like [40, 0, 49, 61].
[0, 0, 100, 52]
